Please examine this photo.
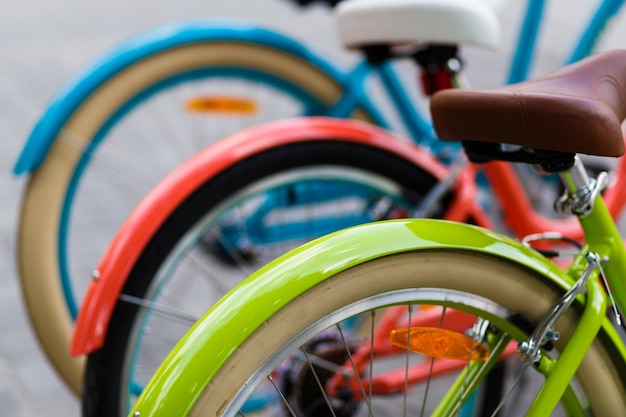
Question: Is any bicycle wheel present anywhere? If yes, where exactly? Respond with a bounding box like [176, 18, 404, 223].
[82, 139, 451, 416]
[186, 250, 626, 416]
[17, 36, 360, 393]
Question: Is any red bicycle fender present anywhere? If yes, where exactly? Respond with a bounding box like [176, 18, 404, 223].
[69, 117, 449, 356]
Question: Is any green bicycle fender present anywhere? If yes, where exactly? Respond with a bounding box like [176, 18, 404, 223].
[130, 218, 626, 416]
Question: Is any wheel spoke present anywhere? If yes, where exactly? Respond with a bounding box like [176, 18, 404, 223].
[420, 305, 447, 417]
[119, 294, 199, 325]
[300, 348, 339, 417]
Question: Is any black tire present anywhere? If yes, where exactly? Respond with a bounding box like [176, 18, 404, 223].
[83, 139, 448, 416]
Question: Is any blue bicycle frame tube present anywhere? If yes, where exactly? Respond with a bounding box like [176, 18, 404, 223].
[377, 62, 436, 141]
[507, 0, 626, 83]
[507, 0, 547, 84]
[320, 59, 437, 145]
[566, 0, 626, 64]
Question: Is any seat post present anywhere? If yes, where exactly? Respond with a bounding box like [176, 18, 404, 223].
[413, 45, 463, 95]
[559, 157, 591, 194]
[556, 156, 608, 218]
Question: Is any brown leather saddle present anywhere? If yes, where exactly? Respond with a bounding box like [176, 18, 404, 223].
[430, 50, 626, 166]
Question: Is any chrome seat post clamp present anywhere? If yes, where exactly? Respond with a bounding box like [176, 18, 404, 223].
[555, 157, 609, 217]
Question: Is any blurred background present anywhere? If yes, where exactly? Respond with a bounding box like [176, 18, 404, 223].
[1, 0, 625, 415]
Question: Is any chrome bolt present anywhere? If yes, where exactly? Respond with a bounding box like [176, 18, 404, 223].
[91, 270, 100, 281]
[517, 341, 531, 359]
[545, 328, 560, 342]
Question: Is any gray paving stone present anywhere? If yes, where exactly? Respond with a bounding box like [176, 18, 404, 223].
[0, 0, 625, 416]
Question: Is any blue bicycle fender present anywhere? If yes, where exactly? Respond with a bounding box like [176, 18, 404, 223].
[130, 218, 626, 416]
[13, 19, 347, 175]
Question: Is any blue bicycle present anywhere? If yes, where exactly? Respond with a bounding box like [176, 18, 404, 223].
[13, 0, 626, 396]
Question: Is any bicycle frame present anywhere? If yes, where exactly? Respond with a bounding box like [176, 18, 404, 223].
[482, 159, 626, 239]
[565, 163, 626, 309]
[128, 188, 626, 415]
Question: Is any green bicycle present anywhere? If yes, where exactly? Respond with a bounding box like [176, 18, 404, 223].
[129, 49, 626, 416]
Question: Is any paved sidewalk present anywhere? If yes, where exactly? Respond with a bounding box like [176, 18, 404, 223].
[0, 0, 624, 415]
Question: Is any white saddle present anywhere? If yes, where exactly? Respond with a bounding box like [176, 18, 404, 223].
[336, 0, 502, 50]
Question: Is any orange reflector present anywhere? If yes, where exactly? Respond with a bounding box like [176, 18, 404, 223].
[390, 327, 490, 361]
[185, 96, 257, 114]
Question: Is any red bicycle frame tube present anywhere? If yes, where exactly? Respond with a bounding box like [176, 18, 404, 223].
[483, 156, 626, 241]
[70, 117, 477, 356]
